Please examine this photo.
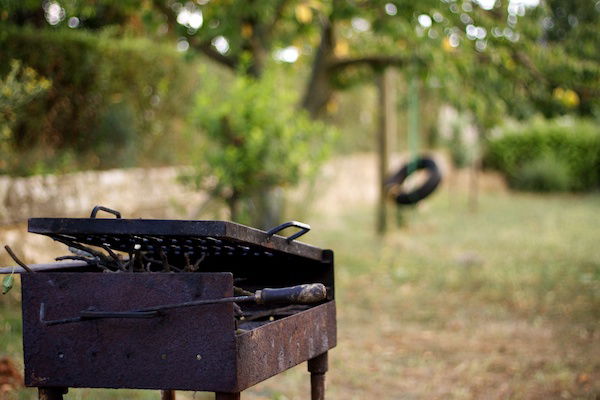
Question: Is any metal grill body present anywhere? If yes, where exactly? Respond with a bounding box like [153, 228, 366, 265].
[18, 217, 336, 399]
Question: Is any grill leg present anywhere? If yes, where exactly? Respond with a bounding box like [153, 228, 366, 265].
[215, 393, 241, 400]
[161, 390, 176, 400]
[308, 352, 328, 400]
[38, 387, 68, 400]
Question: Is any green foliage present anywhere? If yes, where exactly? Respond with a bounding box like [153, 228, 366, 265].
[91, 102, 139, 168]
[485, 118, 600, 191]
[447, 129, 471, 169]
[2, 272, 14, 295]
[0, 60, 51, 169]
[0, 25, 195, 174]
[512, 154, 571, 192]
[184, 69, 337, 224]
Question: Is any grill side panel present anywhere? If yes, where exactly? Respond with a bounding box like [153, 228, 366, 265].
[235, 301, 337, 392]
[22, 272, 237, 392]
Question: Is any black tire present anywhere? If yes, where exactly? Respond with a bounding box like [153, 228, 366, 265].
[385, 156, 442, 205]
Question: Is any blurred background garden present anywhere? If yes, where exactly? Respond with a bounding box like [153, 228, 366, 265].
[0, 0, 599, 399]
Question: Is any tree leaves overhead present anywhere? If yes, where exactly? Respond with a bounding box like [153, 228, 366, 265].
[2, 0, 598, 119]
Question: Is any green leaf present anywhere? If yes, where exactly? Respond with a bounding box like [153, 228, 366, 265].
[2, 274, 14, 295]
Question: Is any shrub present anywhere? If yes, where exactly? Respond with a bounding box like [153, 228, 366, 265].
[0, 60, 51, 167]
[511, 154, 571, 192]
[0, 25, 196, 174]
[183, 69, 337, 227]
[485, 118, 600, 191]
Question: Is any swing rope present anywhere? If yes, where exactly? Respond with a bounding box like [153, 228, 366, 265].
[407, 73, 420, 174]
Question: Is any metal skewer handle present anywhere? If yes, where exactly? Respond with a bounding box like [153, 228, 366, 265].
[40, 283, 328, 326]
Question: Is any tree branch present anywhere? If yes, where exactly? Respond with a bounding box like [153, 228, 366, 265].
[328, 55, 411, 72]
[152, 0, 239, 70]
[301, 20, 335, 116]
[189, 38, 239, 70]
[264, 0, 291, 42]
[152, 0, 178, 30]
[511, 49, 546, 83]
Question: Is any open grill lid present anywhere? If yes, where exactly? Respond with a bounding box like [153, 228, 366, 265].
[27, 217, 328, 263]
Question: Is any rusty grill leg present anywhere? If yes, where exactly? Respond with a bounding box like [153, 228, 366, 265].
[38, 387, 68, 400]
[308, 352, 328, 400]
[215, 393, 241, 400]
[161, 390, 176, 400]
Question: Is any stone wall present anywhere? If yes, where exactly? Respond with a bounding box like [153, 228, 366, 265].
[0, 167, 207, 224]
[0, 167, 208, 264]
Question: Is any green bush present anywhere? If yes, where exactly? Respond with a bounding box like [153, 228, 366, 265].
[183, 68, 337, 227]
[0, 25, 196, 174]
[0, 60, 51, 164]
[511, 154, 571, 192]
[485, 118, 600, 191]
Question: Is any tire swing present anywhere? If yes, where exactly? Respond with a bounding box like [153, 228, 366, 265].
[385, 156, 441, 205]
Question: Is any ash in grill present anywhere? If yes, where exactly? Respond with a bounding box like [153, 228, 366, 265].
[6, 206, 336, 400]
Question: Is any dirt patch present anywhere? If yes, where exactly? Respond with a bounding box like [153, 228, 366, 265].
[0, 357, 23, 398]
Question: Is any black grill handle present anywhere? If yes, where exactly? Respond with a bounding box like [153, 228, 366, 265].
[90, 206, 122, 219]
[266, 221, 310, 243]
[256, 284, 327, 305]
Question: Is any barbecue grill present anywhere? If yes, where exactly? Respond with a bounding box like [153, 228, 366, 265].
[5, 206, 336, 400]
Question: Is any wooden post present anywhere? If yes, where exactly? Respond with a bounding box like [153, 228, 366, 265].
[468, 127, 481, 212]
[376, 68, 397, 234]
[468, 156, 480, 212]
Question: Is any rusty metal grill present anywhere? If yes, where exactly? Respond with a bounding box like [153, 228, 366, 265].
[8, 207, 336, 400]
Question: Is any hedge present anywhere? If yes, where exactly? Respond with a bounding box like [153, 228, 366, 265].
[485, 118, 600, 192]
[0, 25, 196, 174]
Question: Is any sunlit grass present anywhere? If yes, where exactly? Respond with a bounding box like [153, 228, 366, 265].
[313, 191, 600, 325]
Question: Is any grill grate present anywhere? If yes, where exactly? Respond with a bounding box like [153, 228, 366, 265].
[29, 218, 326, 262]
[48, 233, 278, 259]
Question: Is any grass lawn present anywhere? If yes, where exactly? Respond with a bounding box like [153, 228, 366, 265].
[1, 189, 599, 399]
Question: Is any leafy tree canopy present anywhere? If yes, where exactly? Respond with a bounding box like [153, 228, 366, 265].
[2, 0, 598, 122]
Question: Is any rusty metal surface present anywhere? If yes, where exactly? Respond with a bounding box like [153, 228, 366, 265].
[38, 387, 68, 400]
[160, 390, 176, 400]
[28, 218, 327, 262]
[310, 373, 326, 400]
[215, 393, 240, 400]
[308, 353, 328, 400]
[235, 301, 336, 392]
[0, 261, 91, 274]
[20, 217, 337, 396]
[22, 272, 237, 391]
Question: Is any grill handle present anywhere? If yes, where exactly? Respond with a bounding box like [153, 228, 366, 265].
[90, 205, 122, 219]
[266, 221, 310, 243]
[39, 283, 328, 326]
[255, 284, 327, 305]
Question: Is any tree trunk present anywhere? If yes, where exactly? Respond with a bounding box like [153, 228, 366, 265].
[301, 21, 336, 118]
[243, 23, 267, 78]
[251, 187, 284, 230]
[227, 192, 240, 222]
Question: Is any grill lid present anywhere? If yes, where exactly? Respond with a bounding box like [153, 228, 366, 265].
[28, 217, 327, 263]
